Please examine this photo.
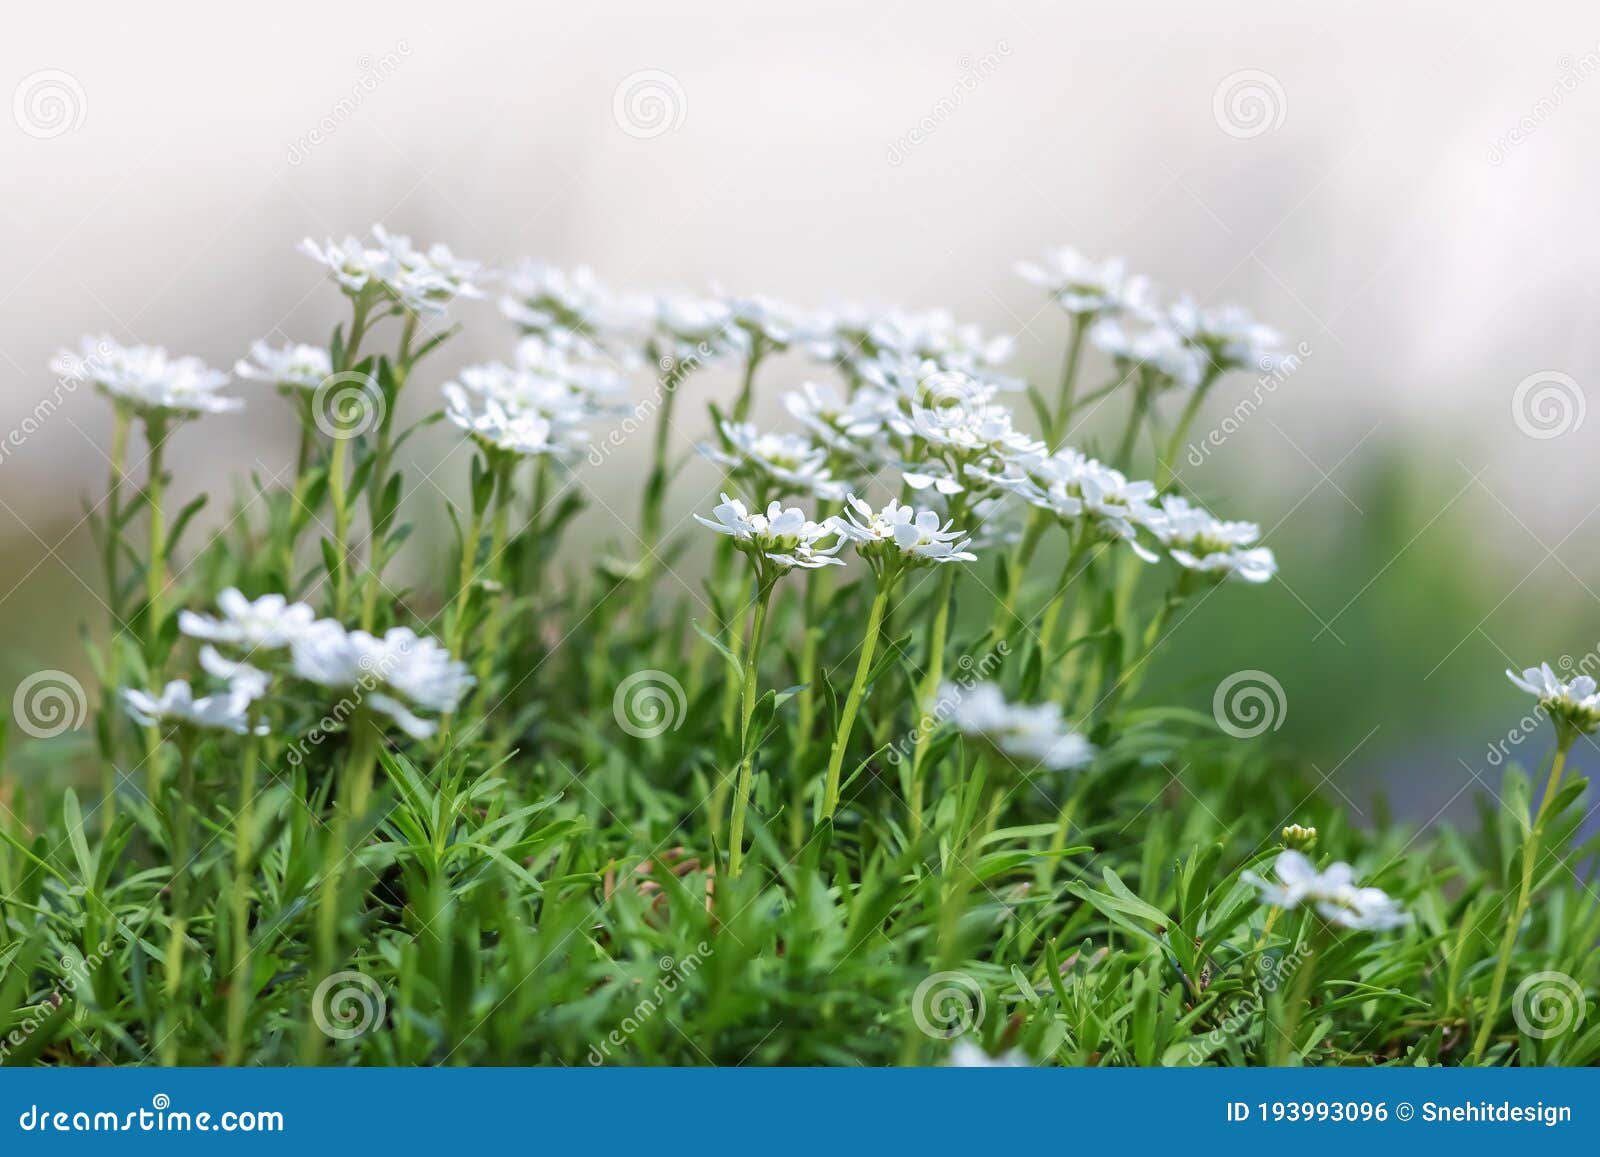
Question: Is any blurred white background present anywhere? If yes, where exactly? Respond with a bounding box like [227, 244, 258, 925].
[2, 1, 1599, 785]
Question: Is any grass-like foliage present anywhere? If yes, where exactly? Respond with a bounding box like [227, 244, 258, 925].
[2, 234, 1596, 1067]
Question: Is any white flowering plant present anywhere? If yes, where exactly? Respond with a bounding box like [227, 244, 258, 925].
[4, 229, 1596, 1073]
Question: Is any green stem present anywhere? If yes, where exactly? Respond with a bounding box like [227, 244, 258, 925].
[633, 348, 682, 618]
[143, 418, 169, 674]
[1047, 313, 1090, 445]
[994, 511, 1048, 638]
[819, 573, 894, 823]
[160, 735, 195, 1064]
[1157, 367, 1220, 487]
[731, 344, 765, 423]
[1270, 920, 1320, 1065]
[470, 460, 515, 712]
[100, 408, 131, 829]
[1036, 531, 1088, 663]
[328, 430, 353, 619]
[1115, 372, 1153, 467]
[282, 400, 317, 590]
[306, 711, 382, 1063]
[1470, 741, 1570, 1064]
[906, 560, 959, 839]
[727, 582, 774, 877]
[225, 722, 261, 1064]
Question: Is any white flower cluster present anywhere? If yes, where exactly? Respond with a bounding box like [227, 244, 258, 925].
[1243, 850, 1409, 932]
[500, 259, 654, 355]
[124, 588, 473, 740]
[1507, 663, 1600, 737]
[52, 336, 238, 418]
[443, 334, 624, 462]
[938, 680, 1097, 771]
[700, 420, 848, 502]
[1011, 247, 1286, 391]
[1015, 246, 1151, 319]
[808, 303, 1015, 379]
[833, 496, 976, 572]
[695, 494, 845, 576]
[234, 341, 332, 392]
[301, 225, 483, 319]
[1149, 494, 1277, 584]
[998, 448, 1162, 561]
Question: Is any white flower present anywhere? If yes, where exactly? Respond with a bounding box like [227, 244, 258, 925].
[716, 289, 823, 351]
[444, 383, 585, 460]
[179, 589, 318, 651]
[1001, 449, 1162, 561]
[513, 335, 627, 400]
[1091, 319, 1207, 391]
[947, 1040, 1031, 1067]
[655, 291, 750, 361]
[939, 681, 1097, 771]
[809, 304, 1014, 376]
[694, 493, 845, 574]
[700, 420, 849, 501]
[832, 495, 977, 569]
[1015, 247, 1151, 318]
[52, 336, 239, 417]
[233, 341, 332, 391]
[290, 622, 473, 739]
[1151, 495, 1277, 583]
[1507, 663, 1600, 736]
[123, 680, 265, 735]
[500, 259, 655, 348]
[783, 381, 893, 456]
[1242, 850, 1409, 931]
[300, 225, 483, 319]
[1168, 298, 1285, 374]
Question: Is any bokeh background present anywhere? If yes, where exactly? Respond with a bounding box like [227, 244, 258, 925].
[3, 0, 1599, 825]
